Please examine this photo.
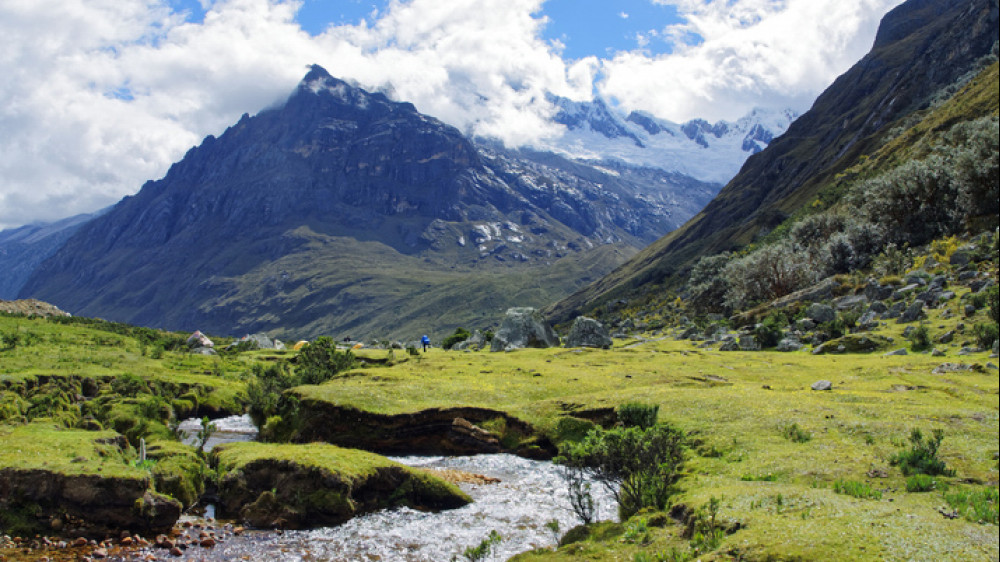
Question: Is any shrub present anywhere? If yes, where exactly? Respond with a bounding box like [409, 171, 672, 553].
[972, 323, 999, 349]
[296, 336, 356, 385]
[455, 530, 501, 562]
[723, 242, 820, 311]
[754, 312, 786, 348]
[245, 362, 294, 427]
[617, 402, 659, 429]
[690, 497, 724, 554]
[441, 328, 471, 350]
[559, 424, 685, 520]
[781, 423, 812, 443]
[908, 325, 931, 351]
[905, 474, 938, 492]
[890, 428, 954, 476]
[832, 479, 882, 500]
[944, 486, 999, 525]
[685, 253, 733, 315]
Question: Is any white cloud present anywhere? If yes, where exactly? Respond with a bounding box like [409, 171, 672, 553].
[600, 0, 905, 122]
[0, 0, 902, 230]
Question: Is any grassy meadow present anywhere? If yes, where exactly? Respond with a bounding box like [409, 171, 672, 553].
[1, 274, 997, 559]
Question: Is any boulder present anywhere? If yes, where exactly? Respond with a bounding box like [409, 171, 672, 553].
[490, 308, 560, 352]
[186, 330, 213, 348]
[776, 337, 803, 352]
[564, 316, 613, 349]
[811, 380, 832, 391]
[239, 333, 278, 349]
[719, 340, 740, 351]
[806, 303, 836, 324]
[884, 348, 908, 357]
[949, 250, 971, 267]
[453, 330, 488, 351]
[897, 301, 925, 323]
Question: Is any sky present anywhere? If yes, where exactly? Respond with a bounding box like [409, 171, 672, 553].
[0, 0, 904, 230]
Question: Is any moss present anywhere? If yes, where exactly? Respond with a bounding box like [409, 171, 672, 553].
[146, 439, 206, 507]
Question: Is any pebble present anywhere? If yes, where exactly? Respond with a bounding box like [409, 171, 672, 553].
[170, 546, 184, 557]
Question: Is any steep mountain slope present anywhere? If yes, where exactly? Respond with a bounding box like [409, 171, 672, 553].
[542, 95, 797, 184]
[547, 0, 999, 324]
[19, 66, 717, 339]
[0, 210, 105, 299]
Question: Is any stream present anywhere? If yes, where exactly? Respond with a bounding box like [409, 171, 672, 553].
[159, 416, 617, 561]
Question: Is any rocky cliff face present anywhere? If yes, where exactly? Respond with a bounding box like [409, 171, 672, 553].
[19, 65, 715, 339]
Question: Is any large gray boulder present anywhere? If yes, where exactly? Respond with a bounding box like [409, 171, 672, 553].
[490, 308, 560, 352]
[806, 303, 836, 324]
[565, 316, 613, 349]
[897, 301, 925, 323]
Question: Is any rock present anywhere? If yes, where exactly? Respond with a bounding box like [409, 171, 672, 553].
[949, 250, 971, 266]
[892, 284, 920, 300]
[964, 304, 977, 317]
[238, 333, 279, 350]
[928, 275, 947, 290]
[797, 318, 816, 331]
[834, 295, 868, 310]
[937, 291, 955, 302]
[857, 311, 879, 329]
[884, 348, 908, 357]
[776, 337, 803, 352]
[453, 330, 488, 351]
[957, 270, 977, 281]
[937, 330, 955, 344]
[884, 302, 905, 319]
[811, 380, 832, 391]
[490, 307, 560, 352]
[868, 301, 888, 314]
[186, 330, 213, 349]
[719, 340, 740, 351]
[897, 301, 924, 323]
[189, 346, 217, 355]
[811, 334, 892, 354]
[931, 348, 945, 357]
[806, 303, 836, 324]
[200, 538, 216, 548]
[92, 548, 107, 559]
[564, 316, 612, 349]
[170, 546, 184, 557]
[864, 279, 893, 301]
[987, 362, 998, 370]
[931, 363, 979, 374]
[902, 326, 916, 337]
[73, 537, 89, 548]
[738, 334, 760, 351]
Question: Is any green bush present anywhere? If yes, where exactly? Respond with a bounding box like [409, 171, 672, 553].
[296, 336, 356, 385]
[972, 323, 999, 349]
[559, 424, 685, 520]
[905, 474, 938, 492]
[832, 479, 882, 500]
[781, 423, 812, 443]
[442, 327, 471, 350]
[890, 428, 954, 476]
[909, 325, 932, 351]
[944, 486, 999, 525]
[617, 402, 659, 429]
[754, 312, 786, 349]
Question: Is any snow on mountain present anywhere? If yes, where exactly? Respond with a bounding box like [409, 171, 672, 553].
[539, 96, 798, 184]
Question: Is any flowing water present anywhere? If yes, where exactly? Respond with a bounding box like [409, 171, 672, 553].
[176, 414, 259, 451]
[121, 450, 616, 561]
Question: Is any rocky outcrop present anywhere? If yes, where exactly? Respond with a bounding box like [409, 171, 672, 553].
[0, 299, 70, 317]
[564, 316, 613, 349]
[491, 307, 560, 351]
[212, 442, 470, 529]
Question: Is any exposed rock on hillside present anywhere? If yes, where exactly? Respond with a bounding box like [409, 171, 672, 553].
[491, 307, 560, 351]
[19, 65, 715, 340]
[0, 298, 70, 317]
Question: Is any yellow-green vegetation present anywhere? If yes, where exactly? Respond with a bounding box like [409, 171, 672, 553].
[0, 421, 145, 479]
[293, 292, 998, 560]
[211, 441, 470, 528]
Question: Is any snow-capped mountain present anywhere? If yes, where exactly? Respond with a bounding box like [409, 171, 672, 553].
[540, 95, 798, 184]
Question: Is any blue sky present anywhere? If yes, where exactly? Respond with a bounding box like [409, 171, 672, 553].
[170, 0, 686, 60]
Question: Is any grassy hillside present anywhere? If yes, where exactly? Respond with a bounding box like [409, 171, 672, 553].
[546, 0, 999, 325]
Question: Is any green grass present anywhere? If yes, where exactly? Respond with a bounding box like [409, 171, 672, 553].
[0, 421, 145, 479]
[293, 291, 999, 560]
[832, 479, 882, 500]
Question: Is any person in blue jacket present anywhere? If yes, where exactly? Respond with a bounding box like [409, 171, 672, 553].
[421, 334, 430, 352]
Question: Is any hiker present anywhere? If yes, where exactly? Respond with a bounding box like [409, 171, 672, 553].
[421, 334, 430, 352]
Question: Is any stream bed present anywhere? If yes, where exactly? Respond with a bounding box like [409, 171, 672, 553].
[119, 451, 616, 561]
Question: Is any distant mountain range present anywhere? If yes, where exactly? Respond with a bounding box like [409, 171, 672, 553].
[547, 0, 1000, 325]
[15, 66, 732, 339]
[542, 95, 797, 184]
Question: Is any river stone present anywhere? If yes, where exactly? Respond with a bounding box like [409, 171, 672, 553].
[811, 380, 832, 391]
[806, 303, 836, 324]
[564, 316, 612, 349]
[490, 307, 560, 352]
